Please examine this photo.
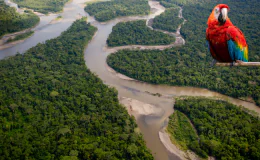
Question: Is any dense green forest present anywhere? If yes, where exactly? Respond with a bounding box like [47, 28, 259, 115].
[152, 8, 184, 32]
[12, 0, 69, 14]
[0, 18, 153, 159]
[167, 111, 200, 154]
[7, 31, 34, 43]
[158, 0, 195, 7]
[107, 20, 175, 47]
[157, 1, 178, 8]
[171, 97, 260, 159]
[84, 0, 150, 22]
[0, 2, 39, 37]
[107, 0, 260, 106]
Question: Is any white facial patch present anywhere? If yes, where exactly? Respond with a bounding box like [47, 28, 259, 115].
[214, 7, 220, 20]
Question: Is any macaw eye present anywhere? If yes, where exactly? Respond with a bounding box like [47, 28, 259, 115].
[215, 8, 219, 13]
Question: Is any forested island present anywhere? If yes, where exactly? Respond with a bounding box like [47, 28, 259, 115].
[0, 2, 39, 37]
[84, 0, 150, 22]
[107, 20, 175, 47]
[0, 18, 153, 159]
[152, 8, 184, 32]
[6, 31, 34, 43]
[107, 0, 260, 106]
[12, 0, 69, 14]
[168, 97, 260, 159]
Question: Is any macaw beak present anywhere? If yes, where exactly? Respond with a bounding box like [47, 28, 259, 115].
[218, 8, 228, 24]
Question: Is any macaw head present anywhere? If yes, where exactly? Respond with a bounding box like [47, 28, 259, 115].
[208, 4, 230, 25]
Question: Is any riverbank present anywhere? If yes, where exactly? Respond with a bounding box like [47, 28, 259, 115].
[0, 32, 35, 50]
[159, 111, 204, 160]
[0, 28, 31, 48]
[0, 24, 38, 50]
[159, 125, 193, 160]
[159, 126, 216, 160]
[49, 16, 63, 24]
[106, 64, 136, 81]
[104, 36, 183, 52]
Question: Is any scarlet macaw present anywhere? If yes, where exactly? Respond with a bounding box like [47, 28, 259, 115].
[206, 4, 248, 65]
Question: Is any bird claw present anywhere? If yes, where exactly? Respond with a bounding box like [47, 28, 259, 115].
[211, 59, 217, 67]
[236, 60, 243, 64]
[230, 61, 236, 67]
[230, 60, 243, 67]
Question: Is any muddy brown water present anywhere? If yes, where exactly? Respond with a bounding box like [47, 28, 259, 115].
[1, 1, 259, 160]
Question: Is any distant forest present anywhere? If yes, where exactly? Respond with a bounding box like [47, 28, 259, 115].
[152, 8, 184, 32]
[12, 0, 69, 14]
[0, 18, 153, 159]
[158, 0, 195, 6]
[84, 0, 150, 22]
[107, 0, 260, 106]
[0, 2, 39, 37]
[107, 20, 175, 47]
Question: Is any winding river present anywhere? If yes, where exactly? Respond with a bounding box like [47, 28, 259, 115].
[1, 0, 260, 160]
[0, 0, 87, 57]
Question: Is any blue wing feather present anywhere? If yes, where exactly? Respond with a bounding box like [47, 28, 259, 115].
[227, 40, 248, 62]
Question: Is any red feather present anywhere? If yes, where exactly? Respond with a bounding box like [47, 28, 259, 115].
[206, 4, 248, 62]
